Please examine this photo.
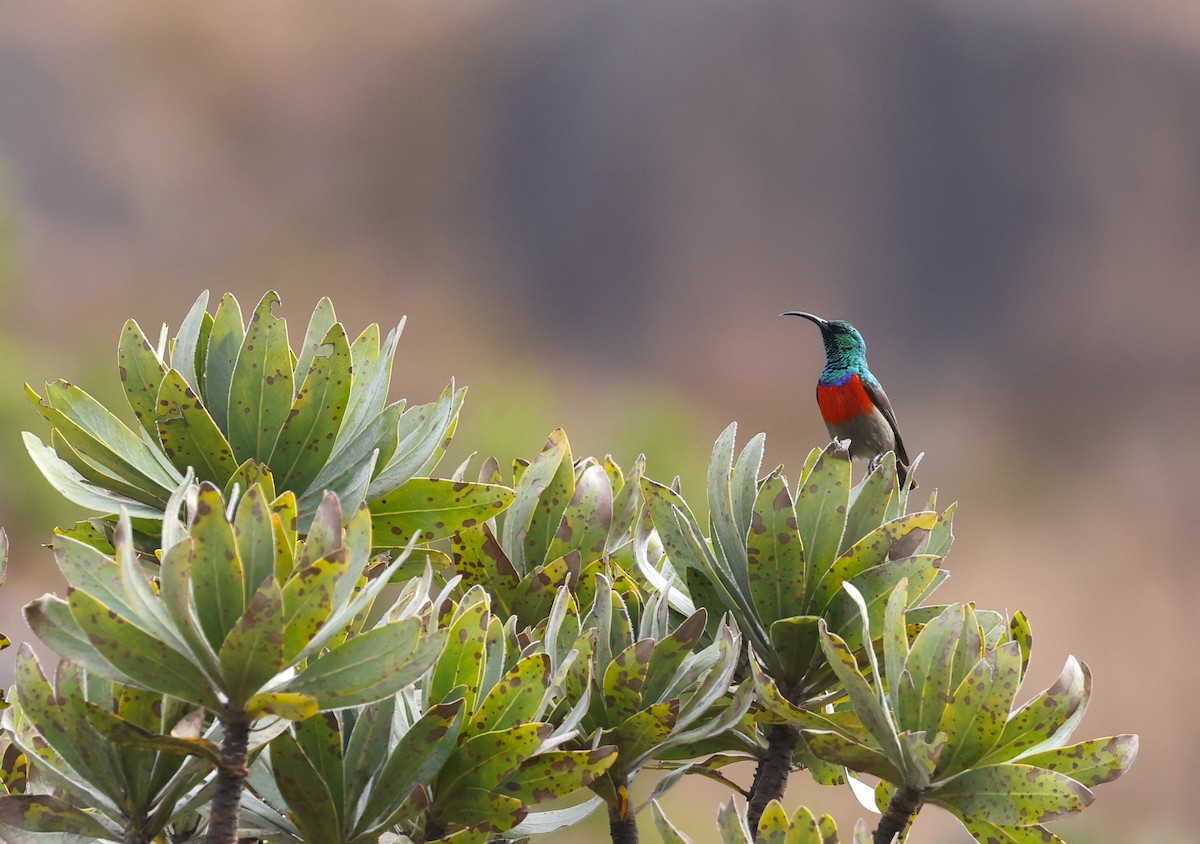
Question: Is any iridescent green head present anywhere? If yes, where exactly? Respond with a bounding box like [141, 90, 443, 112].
[783, 311, 868, 374]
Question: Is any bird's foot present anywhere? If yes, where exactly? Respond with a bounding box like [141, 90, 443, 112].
[867, 454, 882, 475]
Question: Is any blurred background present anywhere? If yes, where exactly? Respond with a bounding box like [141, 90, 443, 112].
[0, 2, 1194, 841]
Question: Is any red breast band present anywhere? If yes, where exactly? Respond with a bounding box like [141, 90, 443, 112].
[816, 375, 875, 426]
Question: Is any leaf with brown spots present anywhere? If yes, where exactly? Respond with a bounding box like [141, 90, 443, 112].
[1015, 734, 1138, 790]
[0, 794, 115, 837]
[66, 589, 217, 709]
[497, 746, 617, 804]
[34, 380, 180, 494]
[465, 653, 551, 737]
[227, 291, 294, 464]
[85, 701, 221, 766]
[118, 318, 168, 440]
[269, 727, 342, 843]
[201, 292, 245, 433]
[602, 639, 654, 723]
[234, 483, 277, 605]
[218, 577, 287, 707]
[269, 322, 352, 493]
[822, 554, 942, 653]
[429, 594, 490, 711]
[436, 722, 552, 805]
[980, 657, 1091, 766]
[795, 441, 852, 601]
[545, 460, 613, 565]
[841, 452, 896, 556]
[809, 512, 938, 613]
[280, 550, 348, 661]
[356, 698, 466, 835]
[370, 478, 515, 547]
[928, 763, 1094, 825]
[188, 484, 246, 650]
[522, 429, 576, 570]
[612, 700, 678, 770]
[746, 473, 804, 628]
[155, 369, 239, 487]
[957, 819, 1065, 844]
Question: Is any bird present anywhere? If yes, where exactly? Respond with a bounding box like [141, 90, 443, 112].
[783, 311, 916, 489]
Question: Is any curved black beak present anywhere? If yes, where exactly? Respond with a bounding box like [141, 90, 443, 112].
[781, 311, 830, 333]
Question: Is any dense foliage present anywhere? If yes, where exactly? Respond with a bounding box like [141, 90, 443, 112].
[0, 292, 1135, 844]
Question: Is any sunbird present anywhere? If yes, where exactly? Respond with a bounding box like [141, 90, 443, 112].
[783, 311, 915, 488]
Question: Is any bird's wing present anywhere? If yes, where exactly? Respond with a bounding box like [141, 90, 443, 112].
[860, 377, 911, 468]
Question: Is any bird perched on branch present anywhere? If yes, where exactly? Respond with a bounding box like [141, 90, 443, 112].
[783, 312, 915, 489]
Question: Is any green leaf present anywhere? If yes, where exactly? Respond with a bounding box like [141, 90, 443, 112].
[437, 722, 552, 801]
[293, 713, 345, 830]
[34, 380, 178, 493]
[708, 423, 754, 606]
[338, 322, 396, 448]
[511, 552, 580, 626]
[171, 290, 210, 391]
[12, 651, 109, 796]
[841, 454, 897, 555]
[430, 594, 490, 709]
[899, 604, 965, 736]
[929, 763, 1094, 825]
[981, 657, 1090, 765]
[641, 610, 707, 705]
[498, 746, 617, 803]
[818, 627, 901, 760]
[24, 432, 163, 519]
[202, 292, 245, 433]
[936, 641, 1023, 778]
[369, 382, 462, 496]
[280, 550, 348, 661]
[602, 639, 654, 723]
[358, 699, 466, 831]
[796, 441, 852, 602]
[957, 819, 1064, 844]
[523, 430, 576, 569]
[811, 512, 938, 611]
[287, 619, 444, 709]
[189, 484, 246, 650]
[245, 691, 319, 721]
[292, 297, 338, 391]
[731, 433, 765, 550]
[268, 322, 352, 492]
[501, 429, 571, 571]
[370, 478, 515, 547]
[823, 555, 942, 653]
[746, 474, 804, 628]
[118, 318, 168, 439]
[66, 589, 217, 708]
[1017, 735, 1138, 788]
[651, 799, 693, 844]
[218, 578, 287, 707]
[234, 484, 277, 605]
[613, 700, 679, 769]
[270, 728, 342, 843]
[466, 653, 551, 736]
[24, 595, 131, 683]
[155, 369, 240, 486]
[545, 460, 613, 564]
[0, 794, 117, 838]
[803, 730, 904, 782]
[227, 291, 294, 463]
[767, 616, 822, 688]
[85, 702, 221, 766]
